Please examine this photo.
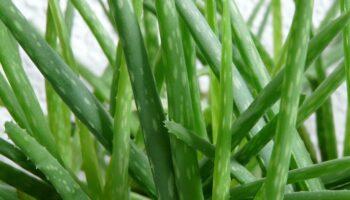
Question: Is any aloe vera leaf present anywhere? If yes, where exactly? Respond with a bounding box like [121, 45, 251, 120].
[321, 166, 350, 189]
[69, 127, 83, 175]
[152, 48, 165, 92]
[97, 0, 111, 21]
[144, 10, 159, 65]
[230, 157, 350, 199]
[209, 75, 220, 144]
[108, 0, 177, 199]
[238, 63, 345, 189]
[133, 0, 143, 22]
[227, 1, 271, 94]
[212, 0, 233, 198]
[0, 183, 20, 200]
[176, 1, 331, 191]
[175, 0, 271, 161]
[130, 192, 152, 200]
[322, 42, 344, 68]
[78, 121, 103, 199]
[155, 0, 204, 198]
[205, 0, 220, 144]
[49, 2, 104, 197]
[5, 122, 90, 200]
[296, 125, 318, 163]
[0, 21, 58, 158]
[0, 73, 44, 179]
[180, 20, 207, 140]
[341, 0, 350, 156]
[143, 0, 156, 15]
[0, 1, 155, 195]
[165, 121, 215, 159]
[77, 62, 110, 101]
[69, 0, 116, 64]
[283, 191, 350, 200]
[48, 0, 77, 70]
[251, 34, 275, 73]
[271, 34, 290, 76]
[311, 58, 337, 160]
[298, 62, 344, 124]
[247, 0, 266, 27]
[205, 0, 218, 33]
[164, 121, 256, 184]
[236, 63, 345, 164]
[289, 131, 324, 191]
[271, 0, 283, 60]
[0, 0, 112, 155]
[164, 119, 322, 192]
[104, 58, 133, 200]
[109, 44, 123, 116]
[64, 1, 75, 37]
[44, 1, 73, 169]
[16, 191, 35, 200]
[99, 64, 114, 87]
[176, 0, 253, 113]
[260, 1, 313, 199]
[177, 0, 220, 77]
[0, 74, 28, 129]
[229, 12, 350, 151]
[318, 0, 340, 30]
[53, 0, 102, 196]
[0, 138, 43, 179]
[257, 3, 271, 39]
[0, 160, 58, 200]
[179, 0, 275, 176]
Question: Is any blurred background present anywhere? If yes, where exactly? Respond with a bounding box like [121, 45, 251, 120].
[0, 0, 342, 156]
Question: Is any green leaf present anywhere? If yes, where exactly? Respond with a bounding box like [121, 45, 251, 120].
[143, 10, 160, 64]
[260, 1, 313, 199]
[0, 21, 58, 158]
[108, 0, 177, 198]
[0, 73, 29, 130]
[247, 0, 266, 28]
[230, 11, 350, 151]
[48, 0, 77, 70]
[164, 121, 256, 184]
[228, 1, 271, 95]
[341, 0, 350, 156]
[271, 0, 283, 60]
[257, 3, 270, 39]
[0, 160, 58, 200]
[205, 0, 220, 144]
[310, 58, 337, 160]
[77, 62, 110, 101]
[284, 191, 350, 200]
[175, 0, 271, 168]
[0, 138, 43, 179]
[5, 122, 89, 200]
[0, 1, 155, 195]
[78, 121, 103, 199]
[230, 157, 350, 199]
[180, 20, 208, 141]
[44, 1, 73, 169]
[70, 0, 116, 64]
[212, 0, 233, 199]
[104, 58, 133, 200]
[0, 183, 21, 200]
[236, 63, 345, 164]
[155, 0, 204, 198]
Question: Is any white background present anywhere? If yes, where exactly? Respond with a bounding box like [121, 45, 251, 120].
[0, 1, 345, 156]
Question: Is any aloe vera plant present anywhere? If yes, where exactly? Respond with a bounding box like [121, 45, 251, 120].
[212, 0, 232, 199]
[0, 0, 350, 199]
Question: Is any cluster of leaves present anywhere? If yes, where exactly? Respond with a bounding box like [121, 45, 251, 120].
[0, 0, 349, 199]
